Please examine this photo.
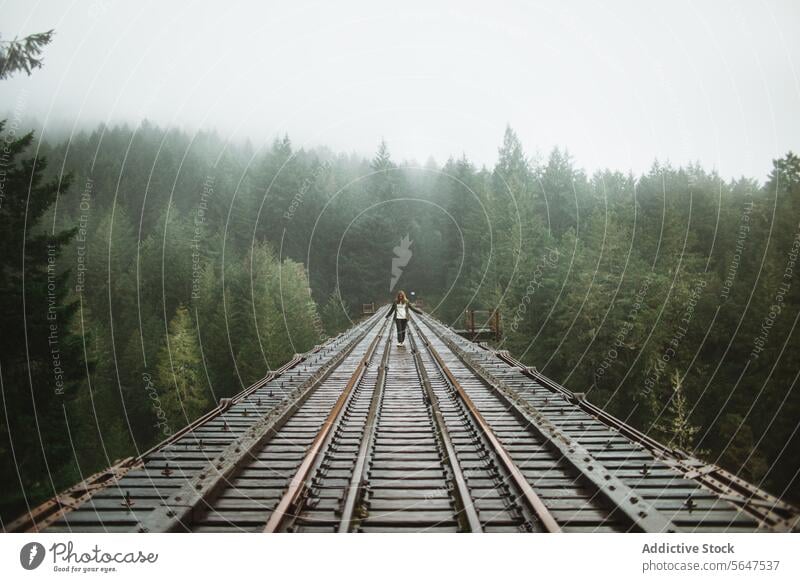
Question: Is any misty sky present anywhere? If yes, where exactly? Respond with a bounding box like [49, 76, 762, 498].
[1, 0, 798, 180]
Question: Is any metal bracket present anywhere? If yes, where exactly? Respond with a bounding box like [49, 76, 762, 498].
[6, 457, 141, 532]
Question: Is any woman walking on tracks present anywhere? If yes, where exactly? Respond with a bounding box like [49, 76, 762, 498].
[385, 290, 420, 346]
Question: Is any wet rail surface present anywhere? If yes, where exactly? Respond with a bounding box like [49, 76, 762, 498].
[10, 309, 799, 533]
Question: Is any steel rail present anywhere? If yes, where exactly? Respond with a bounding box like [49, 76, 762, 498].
[138, 353, 307, 460]
[493, 349, 672, 455]
[677, 469, 799, 531]
[8, 335, 346, 533]
[337, 329, 392, 531]
[409, 317, 561, 533]
[264, 316, 391, 532]
[20, 308, 799, 533]
[5, 457, 140, 533]
[417, 313, 682, 533]
[407, 327, 483, 532]
[137, 312, 385, 532]
[8, 356, 308, 533]
[488, 340, 798, 530]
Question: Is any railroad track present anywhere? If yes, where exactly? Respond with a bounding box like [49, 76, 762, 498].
[10, 309, 799, 533]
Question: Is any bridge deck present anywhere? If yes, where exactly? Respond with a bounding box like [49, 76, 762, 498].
[9, 309, 799, 533]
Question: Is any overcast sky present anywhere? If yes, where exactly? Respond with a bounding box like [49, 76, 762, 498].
[1, 0, 798, 180]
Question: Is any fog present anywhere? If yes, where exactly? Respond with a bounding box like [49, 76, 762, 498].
[1, 0, 798, 179]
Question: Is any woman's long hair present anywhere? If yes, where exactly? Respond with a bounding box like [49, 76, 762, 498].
[396, 290, 407, 304]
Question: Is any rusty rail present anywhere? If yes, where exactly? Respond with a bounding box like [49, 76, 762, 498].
[136, 313, 383, 532]
[264, 316, 391, 532]
[489, 348, 798, 531]
[410, 317, 561, 533]
[337, 328, 392, 531]
[408, 328, 483, 532]
[6, 337, 338, 534]
[416, 313, 684, 533]
[6, 457, 141, 533]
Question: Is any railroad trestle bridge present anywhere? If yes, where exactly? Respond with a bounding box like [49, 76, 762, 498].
[10, 309, 799, 533]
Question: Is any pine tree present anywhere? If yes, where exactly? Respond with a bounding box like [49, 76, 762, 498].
[0, 30, 53, 79]
[321, 288, 351, 336]
[655, 371, 701, 451]
[491, 127, 529, 290]
[156, 305, 209, 424]
[0, 123, 84, 517]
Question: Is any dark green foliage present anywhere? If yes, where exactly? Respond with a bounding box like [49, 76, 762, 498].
[491, 151, 800, 504]
[0, 123, 84, 516]
[156, 305, 209, 423]
[2, 117, 798, 521]
[321, 289, 351, 337]
[0, 123, 326, 521]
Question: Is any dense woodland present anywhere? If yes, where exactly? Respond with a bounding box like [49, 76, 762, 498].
[1, 117, 798, 521]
